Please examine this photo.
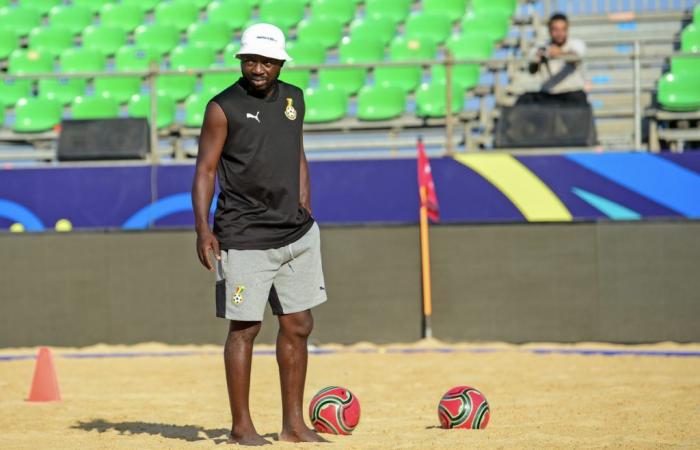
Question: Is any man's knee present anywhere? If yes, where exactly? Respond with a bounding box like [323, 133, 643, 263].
[227, 320, 262, 344]
[279, 311, 314, 338]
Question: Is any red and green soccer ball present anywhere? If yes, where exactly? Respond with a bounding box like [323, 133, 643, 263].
[438, 385, 490, 429]
[309, 386, 361, 435]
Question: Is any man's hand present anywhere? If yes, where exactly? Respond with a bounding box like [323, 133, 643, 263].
[547, 45, 562, 58]
[196, 229, 221, 272]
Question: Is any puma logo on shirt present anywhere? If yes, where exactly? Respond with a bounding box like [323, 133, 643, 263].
[246, 111, 261, 123]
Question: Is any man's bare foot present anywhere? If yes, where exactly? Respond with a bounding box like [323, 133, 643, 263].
[228, 429, 271, 446]
[279, 427, 329, 443]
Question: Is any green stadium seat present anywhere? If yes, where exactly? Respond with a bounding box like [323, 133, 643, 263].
[170, 44, 217, 70]
[71, 94, 121, 120]
[134, 23, 181, 56]
[657, 72, 700, 111]
[470, 0, 514, 18]
[38, 77, 86, 105]
[184, 93, 210, 127]
[318, 37, 384, 94]
[99, 3, 145, 33]
[13, 97, 62, 132]
[115, 45, 160, 70]
[0, 78, 32, 108]
[82, 25, 127, 57]
[127, 93, 177, 129]
[461, 11, 510, 43]
[158, 45, 217, 101]
[18, 0, 61, 16]
[279, 70, 311, 89]
[423, 0, 467, 22]
[28, 27, 75, 59]
[415, 80, 464, 117]
[0, 6, 42, 37]
[191, 0, 214, 9]
[365, 0, 411, 25]
[202, 72, 237, 94]
[279, 40, 326, 88]
[404, 12, 454, 45]
[296, 17, 343, 50]
[60, 47, 106, 72]
[206, 0, 252, 31]
[222, 42, 242, 66]
[303, 87, 347, 123]
[94, 46, 156, 104]
[8, 49, 54, 74]
[187, 22, 231, 52]
[258, 0, 305, 31]
[0, 28, 18, 60]
[681, 24, 700, 53]
[0, 0, 7, 6]
[49, 48, 107, 103]
[311, 0, 357, 25]
[349, 16, 397, 47]
[94, 76, 142, 104]
[430, 34, 492, 89]
[72, 0, 114, 15]
[120, 0, 161, 13]
[695, 3, 700, 24]
[357, 85, 405, 120]
[286, 40, 326, 65]
[374, 36, 436, 93]
[49, 5, 93, 35]
[155, 1, 200, 33]
[671, 54, 700, 81]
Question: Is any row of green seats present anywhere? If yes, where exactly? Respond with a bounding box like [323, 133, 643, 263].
[303, 80, 466, 124]
[1, 0, 514, 41]
[283, 33, 493, 94]
[5, 93, 178, 133]
[1, 42, 245, 108]
[4, 77, 465, 133]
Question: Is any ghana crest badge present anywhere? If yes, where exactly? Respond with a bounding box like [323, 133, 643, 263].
[284, 97, 297, 120]
[232, 285, 245, 305]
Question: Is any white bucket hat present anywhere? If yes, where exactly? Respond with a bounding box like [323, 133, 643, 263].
[236, 23, 293, 62]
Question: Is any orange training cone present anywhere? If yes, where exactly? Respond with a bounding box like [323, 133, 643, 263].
[27, 347, 61, 402]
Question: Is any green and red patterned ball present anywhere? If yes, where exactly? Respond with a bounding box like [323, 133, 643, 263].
[309, 386, 360, 435]
[438, 386, 490, 429]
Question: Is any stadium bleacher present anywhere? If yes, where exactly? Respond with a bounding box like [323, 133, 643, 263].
[0, 0, 697, 157]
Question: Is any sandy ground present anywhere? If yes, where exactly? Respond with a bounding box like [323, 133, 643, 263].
[1, 341, 699, 449]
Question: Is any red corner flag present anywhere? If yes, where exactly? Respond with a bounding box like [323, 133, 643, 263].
[417, 138, 440, 223]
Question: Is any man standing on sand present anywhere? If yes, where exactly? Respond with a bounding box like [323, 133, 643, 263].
[191, 23, 328, 446]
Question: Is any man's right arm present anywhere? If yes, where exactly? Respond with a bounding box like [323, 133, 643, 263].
[528, 46, 545, 74]
[192, 101, 227, 272]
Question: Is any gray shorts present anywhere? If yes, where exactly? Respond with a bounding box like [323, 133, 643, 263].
[215, 222, 327, 321]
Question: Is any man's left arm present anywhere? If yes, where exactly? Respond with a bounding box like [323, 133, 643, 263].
[299, 135, 312, 215]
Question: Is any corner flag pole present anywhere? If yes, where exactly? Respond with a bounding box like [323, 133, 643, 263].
[419, 185, 433, 339]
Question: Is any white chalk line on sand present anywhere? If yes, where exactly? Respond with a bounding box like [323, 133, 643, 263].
[1, 346, 699, 362]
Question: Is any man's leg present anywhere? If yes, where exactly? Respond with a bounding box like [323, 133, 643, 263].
[224, 320, 270, 446]
[277, 310, 327, 443]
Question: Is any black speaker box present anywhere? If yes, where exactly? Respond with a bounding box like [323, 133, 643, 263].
[57, 118, 150, 161]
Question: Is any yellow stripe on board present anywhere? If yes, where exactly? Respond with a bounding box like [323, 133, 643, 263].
[454, 154, 572, 222]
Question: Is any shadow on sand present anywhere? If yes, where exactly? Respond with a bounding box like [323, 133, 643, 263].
[72, 419, 278, 445]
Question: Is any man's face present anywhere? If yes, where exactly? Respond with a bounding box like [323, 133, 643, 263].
[549, 19, 568, 46]
[239, 54, 284, 92]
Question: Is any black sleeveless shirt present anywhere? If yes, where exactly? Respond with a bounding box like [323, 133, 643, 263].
[211, 77, 313, 250]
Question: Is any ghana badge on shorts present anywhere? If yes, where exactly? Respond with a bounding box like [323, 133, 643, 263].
[232, 285, 245, 305]
[284, 97, 297, 120]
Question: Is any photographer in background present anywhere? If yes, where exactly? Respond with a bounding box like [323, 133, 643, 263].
[520, 13, 588, 106]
